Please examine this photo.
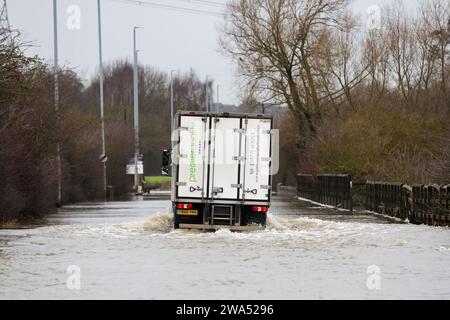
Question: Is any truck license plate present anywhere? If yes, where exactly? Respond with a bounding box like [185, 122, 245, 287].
[178, 210, 198, 216]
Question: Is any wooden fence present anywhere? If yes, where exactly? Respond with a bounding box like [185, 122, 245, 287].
[297, 174, 316, 200]
[410, 185, 450, 226]
[297, 174, 353, 211]
[365, 182, 450, 226]
[297, 174, 450, 227]
[365, 182, 409, 220]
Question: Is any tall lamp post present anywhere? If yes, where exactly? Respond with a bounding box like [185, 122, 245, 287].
[205, 75, 209, 112]
[216, 84, 219, 112]
[170, 70, 176, 135]
[53, 0, 62, 206]
[133, 26, 142, 194]
[97, 0, 107, 200]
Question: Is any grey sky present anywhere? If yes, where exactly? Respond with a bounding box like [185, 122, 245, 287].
[7, 0, 421, 105]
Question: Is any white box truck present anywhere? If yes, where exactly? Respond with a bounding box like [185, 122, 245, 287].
[165, 111, 274, 231]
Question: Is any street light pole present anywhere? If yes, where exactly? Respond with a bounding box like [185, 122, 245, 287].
[170, 70, 176, 135]
[97, 0, 107, 201]
[205, 75, 209, 112]
[53, 0, 62, 207]
[216, 84, 219, 112]
[133, 26, 142, 194]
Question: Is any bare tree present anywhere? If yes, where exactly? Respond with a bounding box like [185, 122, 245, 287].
[362, 23, 390, 105]
[220, 0, 355, 135]
[385, 1, 418, 106]
[419, 0, 450, 113]
[380, 0, 450, 111]
[318, 12, 369, 111]
[173, 69, 211, 112]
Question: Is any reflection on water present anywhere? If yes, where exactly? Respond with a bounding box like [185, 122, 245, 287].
[0, 193, 449, 300]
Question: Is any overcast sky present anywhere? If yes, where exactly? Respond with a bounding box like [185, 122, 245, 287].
[7, 0, 421, 105]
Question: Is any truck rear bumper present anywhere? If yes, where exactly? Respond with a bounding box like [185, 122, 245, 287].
[179, 223, 264, 232]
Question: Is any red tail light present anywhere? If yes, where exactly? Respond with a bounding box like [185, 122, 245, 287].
[177, 203, 193, 210]
[251, 206, 269, 213]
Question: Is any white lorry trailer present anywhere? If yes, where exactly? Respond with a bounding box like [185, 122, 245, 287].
[164, 111, 274, 231]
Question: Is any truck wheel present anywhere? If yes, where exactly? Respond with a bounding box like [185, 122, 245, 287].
[174, 214, 180, 229]
[261, 214, 268, 228]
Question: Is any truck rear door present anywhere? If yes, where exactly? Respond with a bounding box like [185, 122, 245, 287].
[240, 118, 272, 202]
[208, 117, 241, 200]
[177, 116, 210, 199]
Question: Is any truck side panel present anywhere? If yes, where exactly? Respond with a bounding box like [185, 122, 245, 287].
[177, 116, 210, 199]
[240, 118, 272, 202]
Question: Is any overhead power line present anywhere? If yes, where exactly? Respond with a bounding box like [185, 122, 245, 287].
[173, 0, 226, 8]
[108, 0, 224, 17]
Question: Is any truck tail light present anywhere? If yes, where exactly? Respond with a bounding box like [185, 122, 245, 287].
[177, 203, 193, 210]
[251, 206, 269, 213]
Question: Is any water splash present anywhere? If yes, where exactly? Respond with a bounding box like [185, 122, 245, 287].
[437, 245, 450, 252]
[141, 212, 341, 235]
[266, 214, 338, 232]
[143, 210, 174, 233]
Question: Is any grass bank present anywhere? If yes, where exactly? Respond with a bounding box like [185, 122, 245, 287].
[145, 176, 172, 191]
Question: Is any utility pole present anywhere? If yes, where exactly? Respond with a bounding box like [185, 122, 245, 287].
[216, 84, 219, 112]
[133, 26, 142, 195]
[205, 76, 209, 112]
[97, 0, 107, 201]
[53, 0, 62, 207]
[170, 70, 176, 135]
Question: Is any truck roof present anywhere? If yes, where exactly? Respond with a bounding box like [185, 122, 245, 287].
[176, 110, 273, 120]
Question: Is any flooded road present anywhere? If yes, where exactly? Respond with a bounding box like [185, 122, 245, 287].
[1, 192, 450, 300]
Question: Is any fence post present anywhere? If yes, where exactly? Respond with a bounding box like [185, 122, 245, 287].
[446, 185, 450, 226]
[411, 185, 416, 223]
[348, 175, 353, 213]
[366, 182, 369, 211]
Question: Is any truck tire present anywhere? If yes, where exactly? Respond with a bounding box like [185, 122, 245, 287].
[174, 214, 180, 230]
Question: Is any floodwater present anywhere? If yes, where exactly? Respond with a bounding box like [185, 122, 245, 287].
[0, 191, 449, 300]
